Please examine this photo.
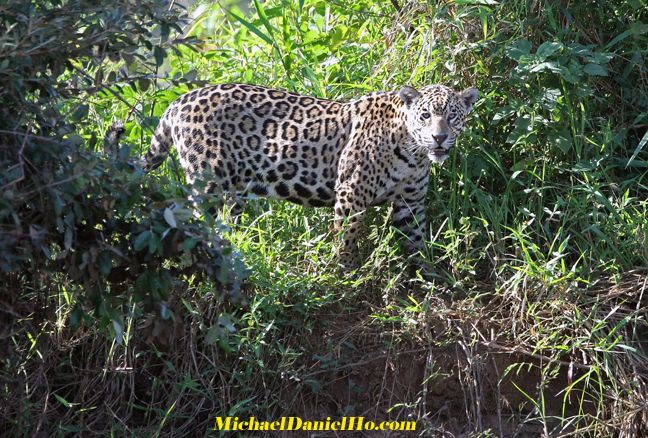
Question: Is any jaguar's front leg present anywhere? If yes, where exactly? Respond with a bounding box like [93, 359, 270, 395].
[392, 195, 427, 265]
[334, 179, 367, 272]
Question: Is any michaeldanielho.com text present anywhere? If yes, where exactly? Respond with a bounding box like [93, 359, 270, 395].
[214, 417, 416, 432]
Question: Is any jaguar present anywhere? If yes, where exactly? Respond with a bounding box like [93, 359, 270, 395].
[144, 83, 478, 269]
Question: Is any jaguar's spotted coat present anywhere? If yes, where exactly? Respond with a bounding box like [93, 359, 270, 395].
[145, 83, 478, 269]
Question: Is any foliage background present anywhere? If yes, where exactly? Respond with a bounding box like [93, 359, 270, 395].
[1, 0, 648, 436]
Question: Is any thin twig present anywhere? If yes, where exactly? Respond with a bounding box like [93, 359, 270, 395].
[0, 129, 69, 145]
[482, 341, 593, 370]
[304, 347, 426, 377]
[0, 127, 28, 189]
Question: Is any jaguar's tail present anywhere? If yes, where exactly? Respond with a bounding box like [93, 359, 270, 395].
[104, 122, 125, 153]
[143, 110, 172, 172]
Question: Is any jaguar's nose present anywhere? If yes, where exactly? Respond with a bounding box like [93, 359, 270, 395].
[433, 134, 448, 145]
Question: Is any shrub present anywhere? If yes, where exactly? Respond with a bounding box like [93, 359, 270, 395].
[0, 0, 246, 338]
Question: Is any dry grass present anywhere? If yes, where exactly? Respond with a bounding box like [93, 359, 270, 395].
[2, 269, 647, 436]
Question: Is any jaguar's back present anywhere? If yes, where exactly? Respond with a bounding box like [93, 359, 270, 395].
[145, 83, 353, 207]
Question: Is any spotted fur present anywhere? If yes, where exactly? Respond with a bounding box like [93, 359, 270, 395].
[145, 83, 478, 269]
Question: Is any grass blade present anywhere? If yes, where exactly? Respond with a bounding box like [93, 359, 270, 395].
[626, 129, 648, 168]
[226, 8, 273, 45]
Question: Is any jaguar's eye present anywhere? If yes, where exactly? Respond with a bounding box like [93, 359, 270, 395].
[422, 112, 431, 119]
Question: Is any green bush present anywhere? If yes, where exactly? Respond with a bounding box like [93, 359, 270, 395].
[0, 0, 246, 338]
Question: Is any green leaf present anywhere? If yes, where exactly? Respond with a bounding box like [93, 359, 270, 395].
[563, 59, 583, 83]
[112, 318, 124, 344]
[226, 9, 273, 45]
[206, 315, 237, 352]
[134, 230, 151, 251]
[134, 272, 151, 301]
[492, 106, 515, 123]
[54, 393, 72, 408]
[160, 23, 170, 43]
[183, 238, 198, 252]
[154, 46, 166, 67]
[548, 130, 572, 154]
[605, 29, 633, 49]
[541, 88, 561, 110]
[138, 78, 150, 91]
[64, 227, 73, 250]
[69, 305, 83, 328]
[253, 0, 276, 42]
[505, 39, 531, 61]
[528, 61, 565, 75]
[305, 378, 321, 394]
[205, 324, 220, 345]
[506, 115, 532, 144]
[217, 314, 236, 333]
[606, 22, 648, 49]
[585, 52, 613, 65]
[583, 63, 608, 76]
[99, 251, 112, 276]
[536, 41, 563, 59]
[72, 104, 88, 121]
[183, 70, 197, 81]
[148, 233, 161, 254]
[94, 69, 104, 85]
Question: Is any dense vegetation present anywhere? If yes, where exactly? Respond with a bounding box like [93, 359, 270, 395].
[1, 0, 647, 436]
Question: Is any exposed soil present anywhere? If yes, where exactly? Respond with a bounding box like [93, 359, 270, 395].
[278, 305, 594, 437]
[3, 272, 648, 437]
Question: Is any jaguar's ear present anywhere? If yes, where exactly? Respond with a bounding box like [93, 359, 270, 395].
[399, 86, 421, 107]
[459, 87, 479, 112]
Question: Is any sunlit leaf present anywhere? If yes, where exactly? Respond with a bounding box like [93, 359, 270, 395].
[164, 207, 177, 228]
[536, 41, 563, 59]
[226, 9, 273, 45]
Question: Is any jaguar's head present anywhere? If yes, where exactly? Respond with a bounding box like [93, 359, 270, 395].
[399, 84, 478, 164]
